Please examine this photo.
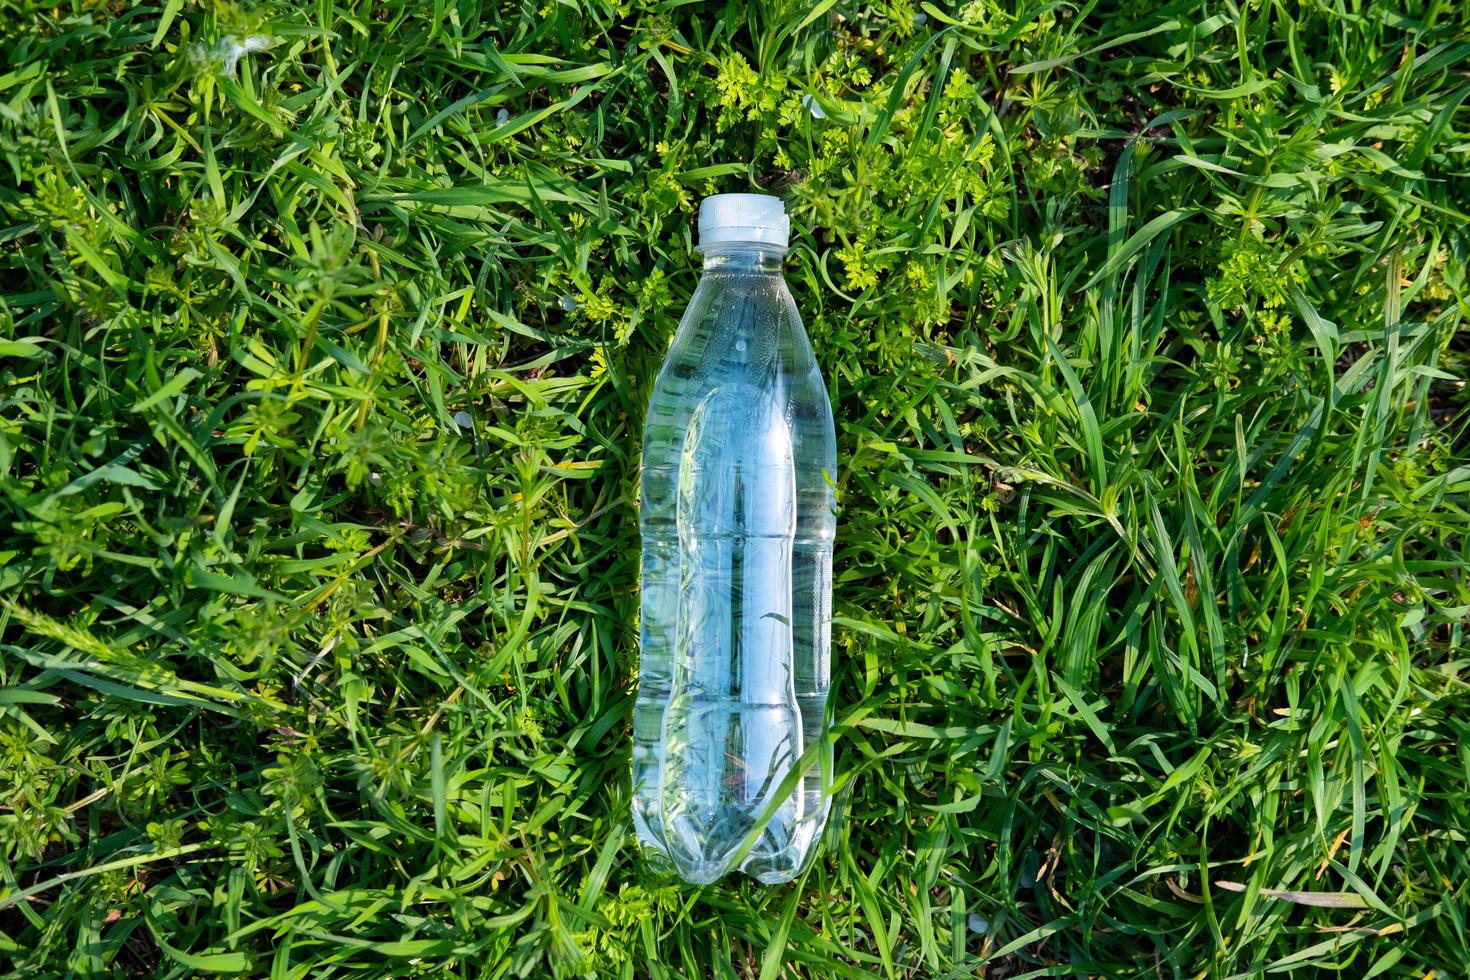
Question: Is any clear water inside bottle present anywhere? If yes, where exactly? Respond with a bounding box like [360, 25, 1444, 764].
[634, 243, 836, 884]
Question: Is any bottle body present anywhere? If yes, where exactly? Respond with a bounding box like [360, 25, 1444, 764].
[634, 245, 836, 884]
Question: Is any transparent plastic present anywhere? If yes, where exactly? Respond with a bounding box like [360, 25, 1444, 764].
[634, 242, 837, 884]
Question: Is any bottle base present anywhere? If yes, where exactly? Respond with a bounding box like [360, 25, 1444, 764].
[635, 824, 822, 885]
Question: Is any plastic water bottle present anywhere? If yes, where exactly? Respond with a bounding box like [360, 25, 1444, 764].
[633, 194, 836, 884]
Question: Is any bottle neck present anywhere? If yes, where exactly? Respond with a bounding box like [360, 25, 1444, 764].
[701, 244, 786, 274]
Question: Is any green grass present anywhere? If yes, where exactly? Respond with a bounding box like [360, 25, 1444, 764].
[1, 0, 1467, 975]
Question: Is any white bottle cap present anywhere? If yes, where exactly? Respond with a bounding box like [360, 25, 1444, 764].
[698, 193, 789, 250]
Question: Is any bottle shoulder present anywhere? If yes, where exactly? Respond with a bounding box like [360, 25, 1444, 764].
[645, 271, 834, 464]
[659, 277, 822, 385]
